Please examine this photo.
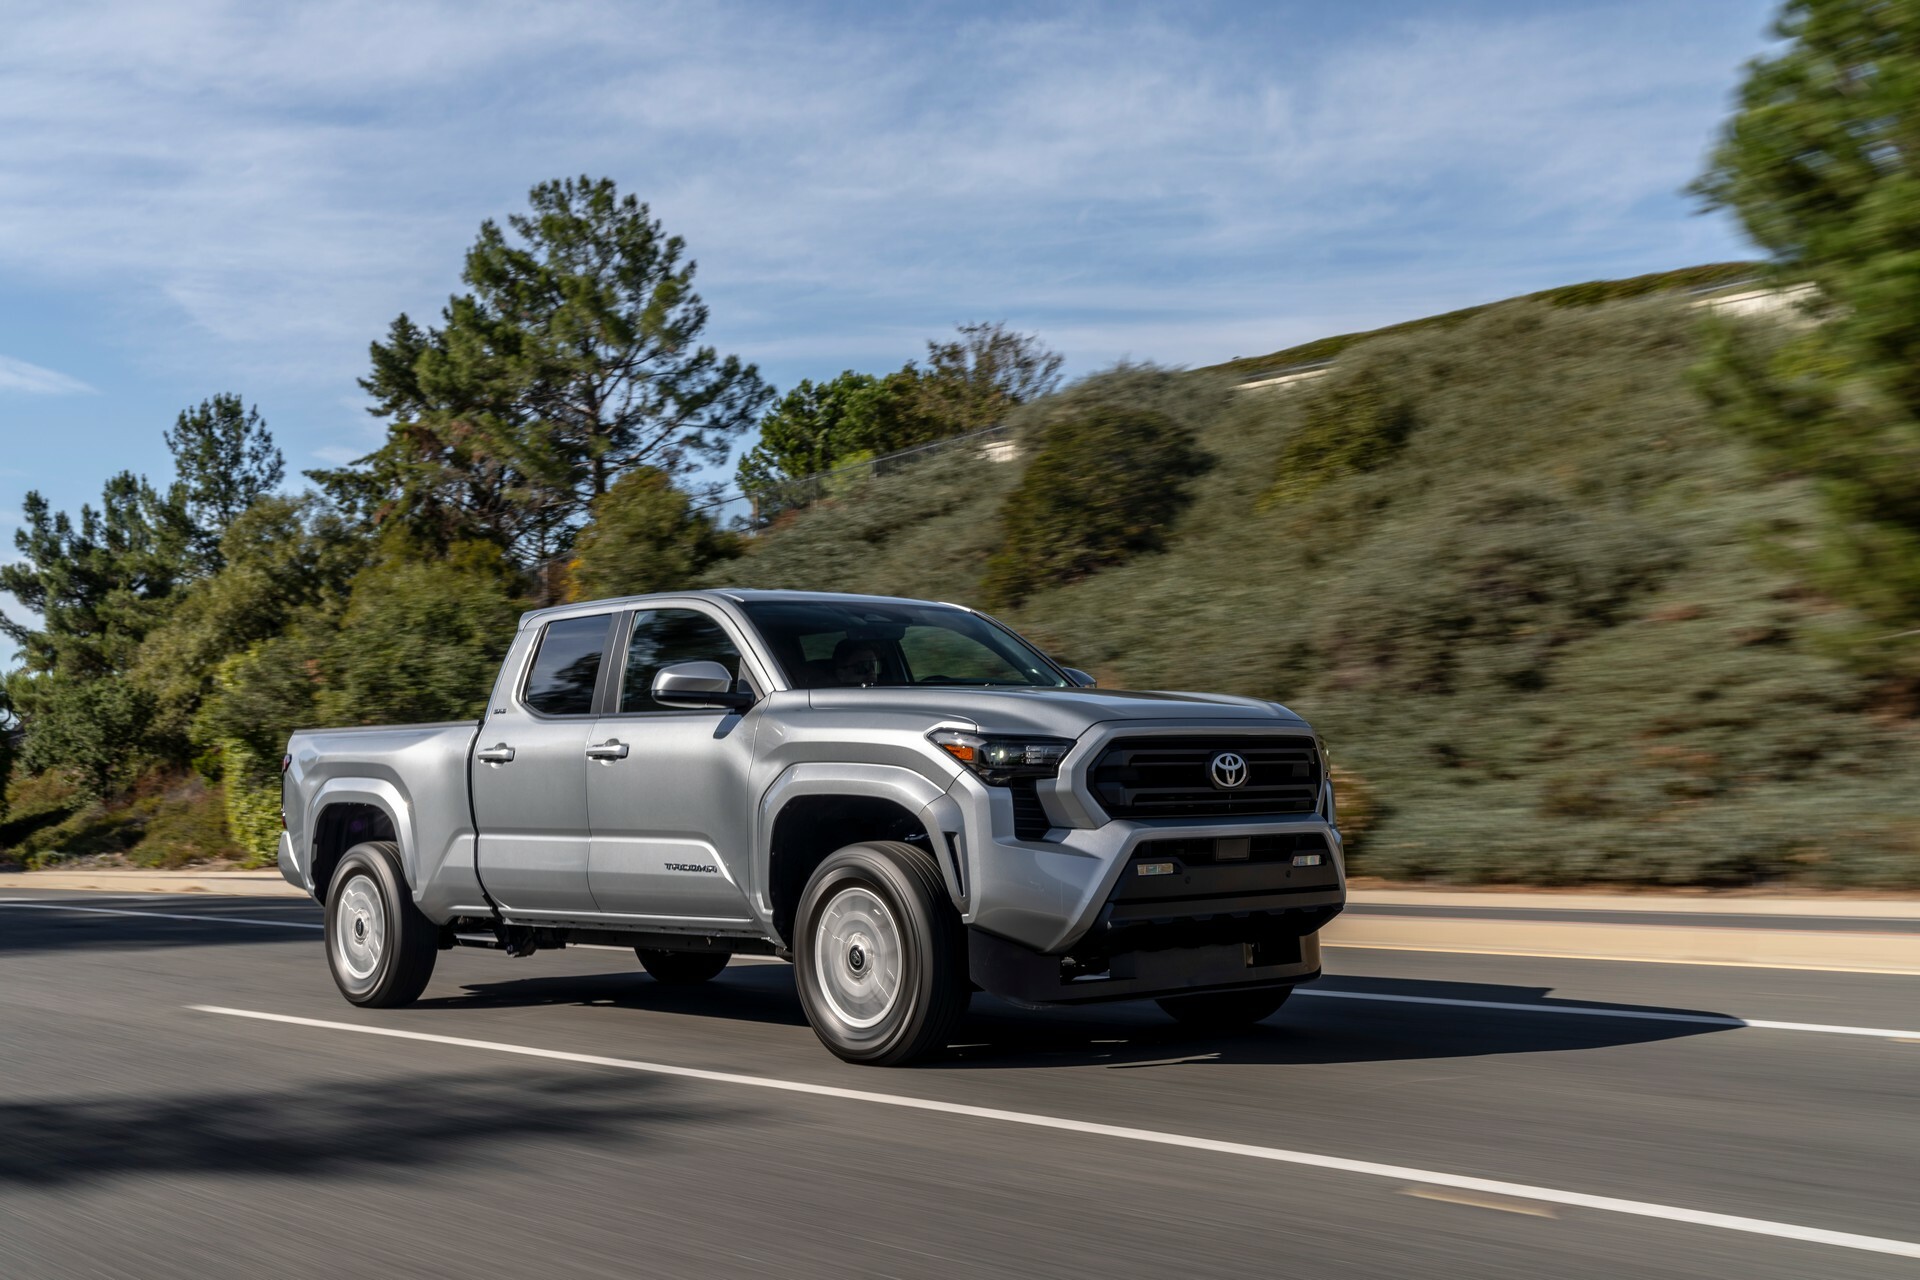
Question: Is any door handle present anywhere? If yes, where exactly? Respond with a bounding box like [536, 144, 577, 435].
[585, 739, 630, 761]
[476, 744, 515, 765]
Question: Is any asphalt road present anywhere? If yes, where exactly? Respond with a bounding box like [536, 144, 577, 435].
[3, 889, 1918, 1280]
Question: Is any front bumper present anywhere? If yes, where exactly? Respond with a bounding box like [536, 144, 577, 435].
[940, 763, 1345, 1006]
[970, 924, 1324, 1006]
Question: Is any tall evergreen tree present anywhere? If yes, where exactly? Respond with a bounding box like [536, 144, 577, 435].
[0, 473, 192, 679]
[317, 177, 771, 595]
[163, 394, 285, 571]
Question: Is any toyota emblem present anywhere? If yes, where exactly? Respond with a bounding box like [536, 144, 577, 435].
[1209, 752, 1249, 789]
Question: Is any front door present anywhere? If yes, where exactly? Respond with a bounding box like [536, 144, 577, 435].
[471, 612, 613, 914]
[587, 606, 758, 925]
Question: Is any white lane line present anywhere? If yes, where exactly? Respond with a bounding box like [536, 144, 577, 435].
[0, 902, 321, 929]
[1296, 989, 1920, 1041]
[192, 1004, 1920, 1262]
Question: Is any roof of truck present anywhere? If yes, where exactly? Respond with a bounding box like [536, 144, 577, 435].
[515, 588, 972, 629]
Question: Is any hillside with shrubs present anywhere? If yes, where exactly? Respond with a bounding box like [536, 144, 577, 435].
[735, 298, 1920, 887]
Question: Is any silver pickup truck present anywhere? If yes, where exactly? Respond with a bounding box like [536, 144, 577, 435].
[280, 589, 1346, 1064]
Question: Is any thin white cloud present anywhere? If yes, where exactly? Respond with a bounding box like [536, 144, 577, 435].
[0, 355, 94, 396]
[0, 0, 1766, 406]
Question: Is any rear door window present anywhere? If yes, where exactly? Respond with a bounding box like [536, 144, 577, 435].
[523, 615, 612, 715]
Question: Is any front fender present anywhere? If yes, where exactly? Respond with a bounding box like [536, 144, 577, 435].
[754, 762, 968, 921]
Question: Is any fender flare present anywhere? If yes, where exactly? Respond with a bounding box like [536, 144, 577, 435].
[755, 762, 969, 915]
[306, 777, 420, 895]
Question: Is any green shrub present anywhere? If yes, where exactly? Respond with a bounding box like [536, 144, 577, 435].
[16, 677, 157, 799]
[314, 540, 522, 728]
[1264, 363, 1417, 506]
[982, 402, 1209, 607]
[219, 739, 283, 867]
[135, 776, 241, 868]
[566, 468, 736, 601]
[723, 446, 1019, 601]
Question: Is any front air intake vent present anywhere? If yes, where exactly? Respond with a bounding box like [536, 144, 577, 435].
[1009, 778, 1051, 840]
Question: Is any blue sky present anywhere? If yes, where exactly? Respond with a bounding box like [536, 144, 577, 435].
[1, 0, 1774, 655]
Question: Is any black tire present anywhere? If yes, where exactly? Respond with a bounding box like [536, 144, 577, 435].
[794, 840, 967, 1066]
[636, 948, 731, 985]
[1156, 986, 1292, 1030]
[324, 841, 439, 1008]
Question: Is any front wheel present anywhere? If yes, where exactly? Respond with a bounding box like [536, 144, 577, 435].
[636, 948, 730, 985]
[325, 841, 438, 1008]
[1156, 986, 1292, 1030]
[794, 841, 967, 1066]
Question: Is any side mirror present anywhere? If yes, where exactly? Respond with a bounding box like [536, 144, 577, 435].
[653, 661, 753, 711]
[1063, 667, 1097, 688]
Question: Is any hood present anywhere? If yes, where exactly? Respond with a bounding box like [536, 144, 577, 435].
[804, 685, 1308, 738]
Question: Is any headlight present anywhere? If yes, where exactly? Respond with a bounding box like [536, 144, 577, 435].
[929, 729, 1072, 785]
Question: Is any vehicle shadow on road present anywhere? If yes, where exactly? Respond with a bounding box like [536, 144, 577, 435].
[0, 1070, 726, 1186]
[427, 962, 1739, 1068]
[939, 975, 1738, 1070]
[418, 962, 812, 1028]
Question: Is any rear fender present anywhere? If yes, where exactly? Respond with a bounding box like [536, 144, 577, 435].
[308, 778, 417, 893]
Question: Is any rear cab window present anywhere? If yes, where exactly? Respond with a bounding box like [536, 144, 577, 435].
[521, 614, 612, 715]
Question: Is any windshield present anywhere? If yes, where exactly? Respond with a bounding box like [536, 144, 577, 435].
[741, 600, 1070, 689]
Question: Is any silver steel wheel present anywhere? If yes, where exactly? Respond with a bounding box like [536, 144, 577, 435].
[811, 885, 904, 1031]
[332, 872, 386, 985]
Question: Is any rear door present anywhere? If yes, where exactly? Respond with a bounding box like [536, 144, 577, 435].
[471, 612, 614, 914]
[586, 606, 760, 925]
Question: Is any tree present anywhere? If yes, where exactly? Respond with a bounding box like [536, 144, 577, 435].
[731, 324, 1062, 517]
[163, 394, 285, 571]
[16, 676, 155, 799]
[319, 177, 772, 595]
[566, 468, 736, 601]
[312, 538, 523, 729]
[733, 371, 922, 510]
[132, 495, 364, 753]
[0, 472, 193, 680]
[982, 402, 1208, 607]
[1692, 0, 1920, 673]
[914, 322, 1064, 438]
[0, 680, 14, 825]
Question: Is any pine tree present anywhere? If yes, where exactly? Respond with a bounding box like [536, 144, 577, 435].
[317, 177, 771, 597]
[164, 394, 285, 571]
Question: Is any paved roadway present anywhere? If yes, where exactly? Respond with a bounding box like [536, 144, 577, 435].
[2, 888, 1917, 1279]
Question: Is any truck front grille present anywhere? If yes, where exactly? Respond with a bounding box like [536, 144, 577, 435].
[1089, 735, 1321, 820]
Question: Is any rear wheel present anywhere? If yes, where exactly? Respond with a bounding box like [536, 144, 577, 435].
[325, 841, 438, 1008]
[795, 841, 967, 1066]
[1156, 986, 1292, 1030]
[636, 948, 730, 985]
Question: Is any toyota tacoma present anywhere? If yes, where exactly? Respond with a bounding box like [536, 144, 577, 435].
[279, 589, 1346, 1065]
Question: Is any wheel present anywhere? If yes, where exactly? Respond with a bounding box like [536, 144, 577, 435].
[636, 948, 731, 985]
[325, 841, 438, 1008]
[794, 840, 967, 1066]
[1156, 986, 1292, 1030]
